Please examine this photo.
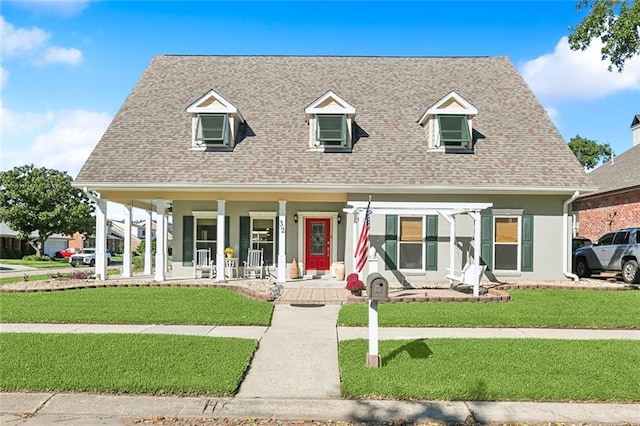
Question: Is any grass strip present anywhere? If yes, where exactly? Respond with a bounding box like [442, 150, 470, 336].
[0, 333, 256, 395]
[338, 289, 640, 328]
[0, 259, 71, 268]
[339, 338, 640, 402]
[0, 287, 273, 325]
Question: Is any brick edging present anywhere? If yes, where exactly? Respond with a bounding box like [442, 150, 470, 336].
[494, 283, 636, 291]
[345, 287, 511, 304]
[0, 281, 275, 302]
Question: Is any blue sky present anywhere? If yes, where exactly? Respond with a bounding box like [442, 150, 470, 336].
[2, 0, 640, 181]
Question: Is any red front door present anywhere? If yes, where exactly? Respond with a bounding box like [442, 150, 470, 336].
[305, 218, 331, 271]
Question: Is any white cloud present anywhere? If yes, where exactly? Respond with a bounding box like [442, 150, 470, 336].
[544, 106, 559, 121]
[39, 46, 83, 65]
[520, 36, 640, 102]
[0, 66, 8, 90]
[0, 16, 83, 69]
[0, 15, 50, 57]
[0, 105, 112, 178]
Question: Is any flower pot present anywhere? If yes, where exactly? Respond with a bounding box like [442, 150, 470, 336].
[226, 253, 233, 258]
[334, 261, 345, 280]
[351, 289, 362, 297]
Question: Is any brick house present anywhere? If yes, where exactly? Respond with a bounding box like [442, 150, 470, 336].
[74, 55, 593, 292]
[573, 115, 640, 242]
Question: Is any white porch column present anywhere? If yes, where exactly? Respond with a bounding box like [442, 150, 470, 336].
[470, 211, 481, 297]
[144, 211, 152, 275]
[155, 201, 166, 282]
[95, 199, 108, 281]
[353, 209, 365, 278]
[216, 200, 226, 281]
[277, 200, 287, 283]
[163, 212, 169, 274]
[122, 205, 132, 278]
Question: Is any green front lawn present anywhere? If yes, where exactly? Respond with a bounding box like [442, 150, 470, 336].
[0, 258, 71, 268]
[0, 287, 274, 325]
[339, 289, 640, 328]
[1, 333, 257, 395]
[339, 338, 640, 401]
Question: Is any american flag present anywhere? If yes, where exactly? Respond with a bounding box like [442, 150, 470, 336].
[354, 200, 371, 273]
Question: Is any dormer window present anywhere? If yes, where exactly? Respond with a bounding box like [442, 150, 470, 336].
[305, 91, 356, 152]
[438, 115, 471, 150]
[195, 114, 230, 147]
[187, 90, 244, 151]
[418, 91, 477, 153]
[317, 114, 347, 148]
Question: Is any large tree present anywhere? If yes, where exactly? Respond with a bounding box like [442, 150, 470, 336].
[568, 135, 614, 169]
[568, 0, 640, 71]
[0, 165, 95, 257]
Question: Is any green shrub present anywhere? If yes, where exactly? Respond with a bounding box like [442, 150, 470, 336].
[132, 256, 144, 272]
[22, 254, 52, 262]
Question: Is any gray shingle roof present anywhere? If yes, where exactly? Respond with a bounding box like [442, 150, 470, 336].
[75, 55, 591, 191]
[582, 143, 640, 197]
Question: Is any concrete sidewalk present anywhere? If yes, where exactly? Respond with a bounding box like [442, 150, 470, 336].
[2, 392, 640, 424]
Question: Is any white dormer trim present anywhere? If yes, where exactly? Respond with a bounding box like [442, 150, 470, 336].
[187, 89, 245, 123]
[418, 91, 477, 152]
[305, 91, 356, 151]
[305, 90, 356, 118]
[187, 90, 244, 151]
[417, 91, 477, 126]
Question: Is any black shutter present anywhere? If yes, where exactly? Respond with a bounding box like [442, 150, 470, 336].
[385, 215, 398, 270]
[182, 215, 194, 266]
[239, 216, 250, 264]
[480, 215, 493, 271]
[225, 216, 230, 249]
[521, 215, 534, 272]
[425, 215, 438, 271]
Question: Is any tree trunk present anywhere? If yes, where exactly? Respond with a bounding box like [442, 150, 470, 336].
[28, 237, 45, 257]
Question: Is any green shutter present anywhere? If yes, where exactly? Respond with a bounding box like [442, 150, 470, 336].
[425, 215, 438, 271]
[225, 216, 230, 249]
[182, 215, 194, 266]
[385, 215, 398, 270]
[480, 215, 493, 271]
[239, 216, 250, 264]
[521, 214, 534, 272]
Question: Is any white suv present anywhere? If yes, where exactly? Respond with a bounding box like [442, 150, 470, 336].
[69, 248, 112, 267]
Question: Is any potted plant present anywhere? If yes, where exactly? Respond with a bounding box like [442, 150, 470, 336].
[224, 247, 234, 258]
[345, 272, 364, 296]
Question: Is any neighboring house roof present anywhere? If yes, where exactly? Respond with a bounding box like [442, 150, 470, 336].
[632, 114, 640, 127]
[75, 55, 591, 193]
[0, 222, 71, 240]
[580, 143, 640, 198]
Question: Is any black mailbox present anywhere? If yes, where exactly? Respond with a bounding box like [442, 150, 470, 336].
[366, 272, 389, 301]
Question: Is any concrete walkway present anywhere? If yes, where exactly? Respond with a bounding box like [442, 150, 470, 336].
[237, 304, 342, 398]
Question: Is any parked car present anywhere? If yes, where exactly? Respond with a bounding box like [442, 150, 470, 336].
[59, 247, 81, 258]
[574, 228, 640, 284]
[572, 237, 592, 254]
[69, 248, 111, 267]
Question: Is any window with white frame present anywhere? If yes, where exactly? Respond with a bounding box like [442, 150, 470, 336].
[437, 114, 471, 150]
[494, 217, 520, 271]
[305, 90, 356, 151]
[187, 89, 244, 151]
[195, 114, 230, 147]
[251, 217, 275, 266]
[398, 216, 424, 270]
[316, 114, 347, 148]
[195, 218, 217, 260]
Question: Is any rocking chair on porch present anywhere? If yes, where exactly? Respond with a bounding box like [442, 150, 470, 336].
[243, 248, 264, 279]
[196, 248, 215, 279]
